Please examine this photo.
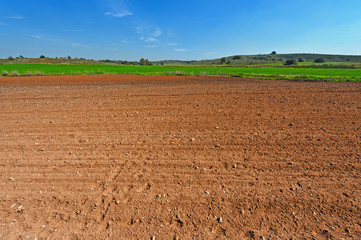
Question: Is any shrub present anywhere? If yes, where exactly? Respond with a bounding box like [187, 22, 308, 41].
[271, 51, 277, 55]
[11, 71, 19, 76]
[7, 56, 14, 61]
[298, 58, 304, 62]
[284, 59, 297, 65]
[314, 58, 325, 63]
[2, 70, 9, 76]
[220, 57, 226, 64]
[24, 71, 33, 76]
[34, 71, 44, 76]
[200, 72, 207, 76]
[40, 55, 46, 58]
[232, 56, 241, 60]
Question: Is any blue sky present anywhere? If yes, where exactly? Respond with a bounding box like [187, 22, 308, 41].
[1, 0, 361, 60]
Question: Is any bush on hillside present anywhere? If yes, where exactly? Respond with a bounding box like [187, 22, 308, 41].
[314, 58, 325, 63]
[284, 59, 297, 65]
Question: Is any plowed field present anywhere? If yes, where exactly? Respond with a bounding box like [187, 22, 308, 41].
[1, 75, 360, 239]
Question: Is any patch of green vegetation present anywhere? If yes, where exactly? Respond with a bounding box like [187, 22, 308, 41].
[0, 64, 361, 81]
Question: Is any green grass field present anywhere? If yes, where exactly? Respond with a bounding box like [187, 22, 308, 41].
[1, 64, 361, 81]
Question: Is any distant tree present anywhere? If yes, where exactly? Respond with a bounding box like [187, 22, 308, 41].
[271, 51, 277, 55]
[220, 57, 226, 64]
[145, 59, 153, 66]
[232, 55, 241, 60]
[19, 55, 24, 58]
[39, 55, 46, 58]
[67, 56, 71, 60]
[314, 58, 325, 63]
[139, 58, 152, 66]
[7, 56, 14, 61]
[284, 59, 297, 65]
[139, 58, 146, 65]
[298, 58, 304, 62]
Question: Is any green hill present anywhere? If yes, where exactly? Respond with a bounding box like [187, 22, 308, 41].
[154, 53, 361, 66]
[2, 53, 361, 66]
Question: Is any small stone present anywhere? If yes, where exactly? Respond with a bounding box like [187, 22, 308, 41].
[205, 191, 209, 194]
[297, 182, 303, 188]
[217, 217, 223, 223]
[190, 138, 195, 142]
[17, 205, 23, 212]
[151, 236, 155, 240]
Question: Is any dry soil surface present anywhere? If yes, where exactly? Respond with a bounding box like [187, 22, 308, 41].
[0, 75, 360, 239]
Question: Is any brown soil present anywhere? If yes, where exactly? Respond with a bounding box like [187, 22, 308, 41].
[0, 75, 360, 239]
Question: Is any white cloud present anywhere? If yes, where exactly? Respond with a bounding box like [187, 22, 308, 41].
[165, 43, 178, 47]
[136, 26, 144, 34]
[174, 48, 186, 52]
[9, 16, 24, 20]
[104, 11, 133, 18]
[152, 28, 162, 37]
[121, 39, 132, 44]
[204, 51, 218, 57]
[31, 35, 63, 42]
[145, 37, 158, 43]
[136, 25, 162, 41]
[31, 34, 90, 48]
[32, 35, 45, 40]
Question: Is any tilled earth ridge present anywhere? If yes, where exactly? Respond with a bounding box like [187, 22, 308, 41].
[0, 75, 360, 239]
